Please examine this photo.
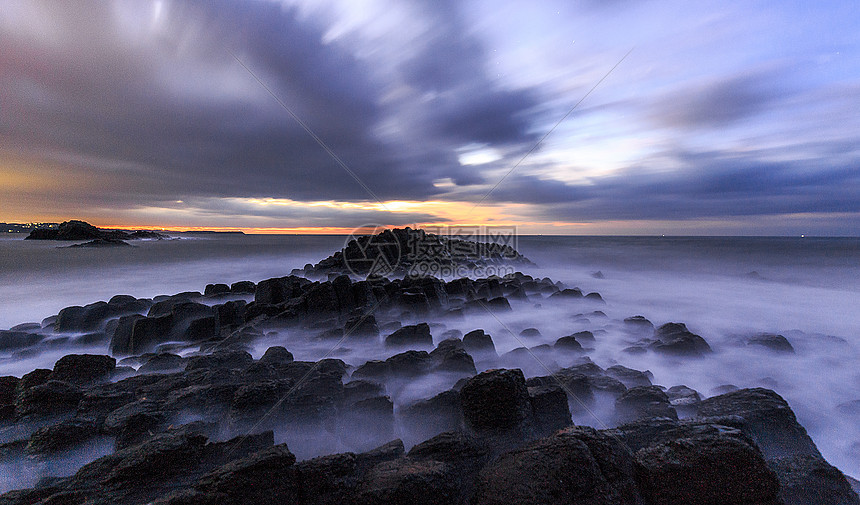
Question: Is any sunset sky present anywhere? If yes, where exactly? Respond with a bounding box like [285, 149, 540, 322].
[1, 0, 858, 235]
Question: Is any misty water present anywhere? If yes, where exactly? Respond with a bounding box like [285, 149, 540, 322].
[1, 233, 859, 483]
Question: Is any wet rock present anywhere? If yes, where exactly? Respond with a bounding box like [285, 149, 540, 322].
[484, 296, 512, 312]
[624, 315, 654, 331]
[459, 369, 535, 441]
[769, 454, 860, 505]
[605, 365, 652, 388]
[472, 426, 641, 505]
[15, 380, 83, 418]
[344, 313, 380, 339]
[462, 330, 496, 356]
[0, 330, 43, 351]
[187, 444, 299, 503]
[518, 328, 542, 338]
[203, 284, 230, 297]
[401, 390, 464, 443]
[748, 333, 795, 353]
[26, 418, 100, 454]
[55, 301, 115, 332]
[139, 353, 187, 374]
[550, 288, 583, 299]
[635, 426, 782, 505]
[343, 380, 386, 405]
[665, 385, 701, 417]
[553, 335, 583, 352]
[19, 368, 52, 390]
[697, 388, 821, 459]
[259, 346, 294, 366]
[429, 340, 477, 375]
[50, 354, 116, 385]
[0, 376, 20, 405]
[615, 386, 678, 423]
[352, 360, 389, 382]
[527, 384, 572, 436]
[230, 280, 256, 294]
[105, 399, 169, 449]
[650, 322, 712, 357]
[384, 323, 432, 348]
[385, 350, 432, 377]
[185, 350, 253, 371]
[584, 292, 604, 302]
[213, 300, 246, 328]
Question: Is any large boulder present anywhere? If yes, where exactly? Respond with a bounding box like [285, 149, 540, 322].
[649, 322, 712, 357]
[471, 426, 641, 505]
[459, 369, 535, 441]
[401, 390, 464, 443]
[50, 354, 116, 385]
[15, 380, 83, 418]
[635, 427, 782, 505]
[384, 323, 432, 348]
[769, 454, 860, 505]
[615, 386, 677, 423]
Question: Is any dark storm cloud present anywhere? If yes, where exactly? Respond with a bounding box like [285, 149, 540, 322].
[0, 0, 538, 208]
[487, 149, 860, 220]
[651, 69, 791, 129]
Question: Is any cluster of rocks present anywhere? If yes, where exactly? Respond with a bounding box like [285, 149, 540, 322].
[25, 220, 166, 246]
[1, 342, 856, 504]
[304, 227, 534, 278]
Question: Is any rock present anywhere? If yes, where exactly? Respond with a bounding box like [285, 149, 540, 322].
[401, 390, 464, 443]
[123, 314, 173, 355]
[462, 330, 496, 356]
[340, 396, 395, 452]
[385, 350, 432, 377]
[527, 384, 572, 436]
[26, 418, 99, 454]
[585, 292, 604, 302]
[105, 399, 169, 448]
[459, 369, 535, 441]
[356, 457, 460, 505]
[67, 238, 131, 247]
[343, 380, 386, 405]
[19, 368, 52, 390]
[230, 280, 256, 294]
[190, 444, 299, 503]
[605, 365, 652, 388]
[624, 315, 654, 331]
[204, 284, 231, 297]
[0, 376, 21, 405]
[484, 296, 512, 312]
[615, 386, 678, 423]
[139, 353, 187, 373]
[650, 322, 712, 357]
[696, 388, 821, 459]
[748, 333, 795, 353]
[665, 385, 701, 417]
[50, 354, 116, 385]
[344, 313, 379, 339]
[259, 346, 294, 366]
[635, 427, 782, 505]
[553, 335, 583, 352]
[15, 380, 83, 418]
[518, 328, 541, 338]
[25, 220, 101, 241]
[384, 323, 432, 348]
[0, 330, 43, 351]
[769, 454, 860, 505]
[185, 350, 254, 371]
[550, 288, 583, 299]
[472, 426, 641, 505]
[55, 302, 111, 332]
[429, 340, 477, 375]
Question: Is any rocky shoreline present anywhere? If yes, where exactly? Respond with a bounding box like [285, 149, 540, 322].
[1, 229, 858, 504]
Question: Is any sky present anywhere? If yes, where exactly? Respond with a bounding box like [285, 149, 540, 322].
[1, 0, 858, 235]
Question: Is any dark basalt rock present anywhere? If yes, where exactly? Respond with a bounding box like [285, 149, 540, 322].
[385, 350, 432, 377]
[549, 288, 583, 299]
[258, 346, 294, 366]
[472, 426, 641, 505]
[459, 369, 535, 441]
[429, 339, 477, 375]
[50, 354, 116, 385]
[553, 335, 583, 352]
[401, 390, 464, 443]
[15, 380, 83, 418]
[0, 376, 20, 405]
[66, 238, 131, 247]
[615, 386, 678, 423]
[696, 388, 821, 459]
[665, 385, 701, 417]
[230, 280, 256, 294]
[518, 327, 542, 338]
[605, 365, 652, 388]
[139, 353, 187, 373]
[634, 426, 782, 505]
[19, 368, 52, 390]
[26, 220, 101, 241]
[0, 330, 43, 351]
[344, 313, 379, 339]
[203, 283, 230, 297]
[748, 333, 795, 353]
[650, 322, 712, 357]
[26, 418, 100, 454]
[527, 384, 572, 436]
[769, 454, 860, 505]
[462, 329, 496, 356]
[384, 323, 432, 348]
[185, 350, 253, 371]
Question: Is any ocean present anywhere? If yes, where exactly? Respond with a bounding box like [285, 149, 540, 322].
[1, 233, 858, 477]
